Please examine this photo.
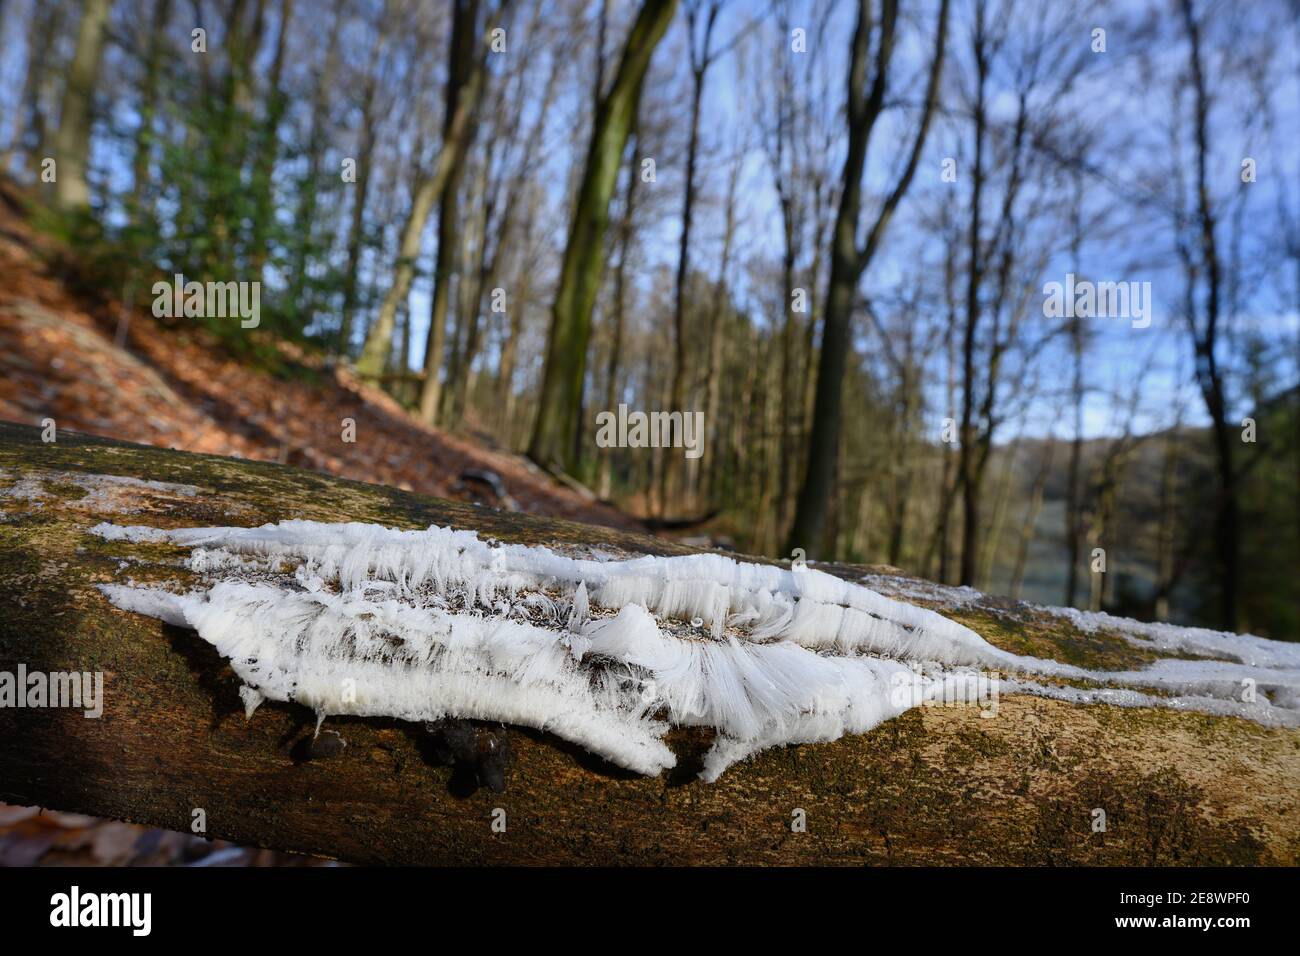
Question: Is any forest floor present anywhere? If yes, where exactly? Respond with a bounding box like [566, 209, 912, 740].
[0, 181, 637, 536]
[0, 180, 640, 865]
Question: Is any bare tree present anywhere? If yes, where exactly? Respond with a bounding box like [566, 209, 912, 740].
[54, 0, 113, 211]
[356, 0, 504, 380]
[786, 0, 951, 557]
[1172, 0, 1241, 629]
[528, 0, 678, 474]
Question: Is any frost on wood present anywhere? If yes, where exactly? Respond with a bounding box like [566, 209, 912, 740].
[0, 468, 199, 513]
[92, 520, 1300, 781]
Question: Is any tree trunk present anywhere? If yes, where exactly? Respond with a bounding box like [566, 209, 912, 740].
[417, 162, 465, 424]
[664, 1, 718, 513]
[1, 421, 1296, 865]
[286, 0, 351, 326]
[248, 0, 298, 282]
[787, 0, 949, 558]
[4, 4, 63, 173]
[1064, 321, 1084, 607]
[357, 0, 493, 380]
[1180, 0, 1238, 631]
[1011, 439, 1054, 600]
[495, 202, 538, 446]
[54, 0, 112, 211]
[129, 0, 171, 220]
[979, 435, 1019, 590]
[1154, 424, 1181, 620]
[597, 153, 640, 500]
[527, 0, 678, 474]
[338, 74, 379, 357]
[957, 7, 987, 588]
[702, 154, 739, 504]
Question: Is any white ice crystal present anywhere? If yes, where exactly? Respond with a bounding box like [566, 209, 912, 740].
[91, 520, 1300, 780]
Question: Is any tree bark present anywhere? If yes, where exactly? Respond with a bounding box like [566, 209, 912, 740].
[597, 147, 641, 499]
[129, 0, 171, 220]
[1, 421, 1296, 865]
[1011, 438, 1054, 600]
[54, 0, 112, 211]
[247, 0, 298, 282]
[495, 195, 539, 446]
[425, 0, 503, 426]
[356, 0, 496, 380]
[527, 0, 678, 474]
[338, 60, 380, 358]
[957, 5, 988, 588]
[664, 0, 720, 513]
[787, 0, 949, 558]
[701, 153, 740, 504]
[1179, 0, 1238, 631]
[4, 3, 65, 174]
[416, 157, 465, 423]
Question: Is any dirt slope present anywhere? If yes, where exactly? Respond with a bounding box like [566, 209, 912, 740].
[0, 182, 636, 532]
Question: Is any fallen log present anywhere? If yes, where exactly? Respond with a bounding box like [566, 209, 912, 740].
[0, 420, 1296, 865]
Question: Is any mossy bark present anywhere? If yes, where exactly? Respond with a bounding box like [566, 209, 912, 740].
[527, 0, 678, 472]
[0, 422, 1295, 865]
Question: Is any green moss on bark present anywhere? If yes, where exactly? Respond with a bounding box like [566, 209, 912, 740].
[0, 422, 1296, 865]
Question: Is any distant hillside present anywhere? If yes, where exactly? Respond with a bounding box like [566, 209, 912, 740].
[976, 401, 1299, 643]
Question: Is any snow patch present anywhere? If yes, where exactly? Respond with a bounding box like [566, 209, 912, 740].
[858, 572, 984, 610]
[1040, 604, 1300, 670]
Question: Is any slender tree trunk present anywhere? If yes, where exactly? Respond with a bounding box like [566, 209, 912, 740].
[357, 0, 495, 380]
[248, 0, 298, 281]
[1011, 439, 1054, 600]
[799, 217, 828, 464]
[204, 0, 256, 274]
[1154, 425, 1181, 620]
[957, 9, 988, 587]
[927, 231, 960, 583]
[598, 155, 641, 499]
[664, 1, 719, 512]
[129, 0, 170, 219]
[4, 5, 56, 170]
[778, 238, 797, 531]
[1064, 319, 1084, 607]
[397, 299, 412, 402]
[287, 0, 350, 323]
[1180, 0, 1238, 630]
[787, 0, 949, 557]
[527, 0, 678, 474]
[496, 218, 536, 444]
[54, 0, 112, 211]
[980, 435, 1020, 590]
[338, 75, 379, 357]
[702, 155, 739, 504]
[418, 172, 464, 423]
[444, 155, 489, 427]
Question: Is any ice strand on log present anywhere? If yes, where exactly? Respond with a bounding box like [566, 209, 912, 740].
[92, 520, 1300, 780]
